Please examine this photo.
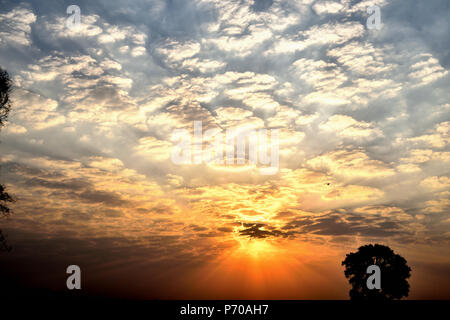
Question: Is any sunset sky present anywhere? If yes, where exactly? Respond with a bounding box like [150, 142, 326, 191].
[0, 0, 449, 299]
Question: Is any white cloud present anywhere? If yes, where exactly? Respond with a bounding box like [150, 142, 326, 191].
[313, 1, 344, 15]
[319, 115, 382, 139]
[268, 22, 364, 55]
[45, 15, 102, 38]
[409, 54, 448, 87]
[0, 6, 36, 46]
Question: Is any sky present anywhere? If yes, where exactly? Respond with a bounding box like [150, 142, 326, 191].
[0, 0, 449, 299]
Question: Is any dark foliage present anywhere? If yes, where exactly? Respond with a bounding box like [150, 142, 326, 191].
[342, 244, 411, 300]
[0, 67, 12, 128]
[0, 67, 14, 252]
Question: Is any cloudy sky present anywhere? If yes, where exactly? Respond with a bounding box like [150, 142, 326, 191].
[0, 0, 449, 299]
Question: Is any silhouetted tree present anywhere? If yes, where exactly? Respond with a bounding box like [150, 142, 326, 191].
[342, 244, 411, 300]
[0, 68, 12, 127]
[0, 67, 14, 252]
[0, 184, 14, 218]
[0, 230, 12, 252]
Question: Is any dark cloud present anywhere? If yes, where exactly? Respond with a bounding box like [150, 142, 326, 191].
[282, 212, 412, 238]
[282, 217, 314, 230]
[25, 177, 91, 190]
[147, 204, 174, 215]
[239, 223, 291, 239]
[274, 210, 296, 219]
[1, 162, 64, 179]
[251, 0, 273, 12]
[75, 189, 129, 207]
[187, 224, 208, 232]
[219, 214, 237, 219]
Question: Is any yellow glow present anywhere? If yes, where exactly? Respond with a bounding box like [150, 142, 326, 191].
[235, 237, 277, 259]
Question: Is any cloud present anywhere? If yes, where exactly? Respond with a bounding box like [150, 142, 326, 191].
[409, 54, 448, 87]
[307, 149, 396, 179]
[0, 0, 449, 298]
[327, 42, 394, 76]
[313, 1, 344, 15]
[406, 121, 449, 148]
[319, 114, 382, 139]
[239, 223, 291, 239]
[0, 6, 36, 46]
[8, 89, 63, 130]
[268, 21, 364, 55]
[282, 209, 414, 238]
[157, 40, 201, 63]
[44, 15, 102, 38]
[421, 176, 450, 191]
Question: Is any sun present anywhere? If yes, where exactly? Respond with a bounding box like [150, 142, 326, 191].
[235, 237, 278, 259]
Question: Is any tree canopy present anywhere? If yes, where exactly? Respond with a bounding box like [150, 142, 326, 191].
[0, 67, 14, 252]
[0, 68, 12, 128]
[342, 244, 411, 300]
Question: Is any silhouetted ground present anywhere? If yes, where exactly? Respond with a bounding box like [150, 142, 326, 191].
[0, 274, 447, 319]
